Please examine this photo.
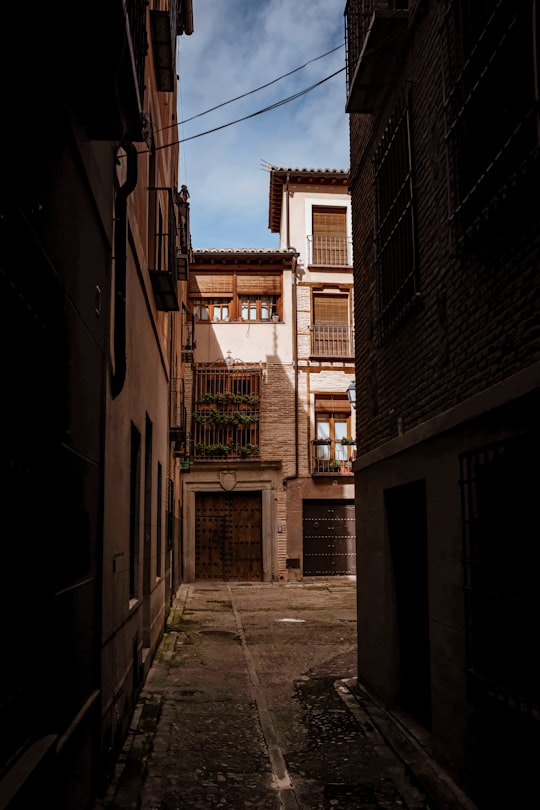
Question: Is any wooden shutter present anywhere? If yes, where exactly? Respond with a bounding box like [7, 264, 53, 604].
[313, 295, 349, 324]
[315, 396, 350, 414]
[236, 274, 281, 294]
[312, 207, 346, 237]
[189, 273, 233, 297]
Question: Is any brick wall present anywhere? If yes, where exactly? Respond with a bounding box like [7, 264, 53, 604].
[349, 2, 540, 455]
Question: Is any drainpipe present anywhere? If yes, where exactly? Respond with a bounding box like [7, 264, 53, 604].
[283, 173, 299, 485]
[111, 141, 138, 399]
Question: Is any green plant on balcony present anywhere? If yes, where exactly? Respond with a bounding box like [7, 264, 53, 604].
[239, 444, 260, 457]
[195, 442, 230, 456]
[329, 459, 342, 470]
[340, 437, 356, 445]
[194, 410, 260, 425]
[196, 392, 260, 406]
[312, 438, 331, 446]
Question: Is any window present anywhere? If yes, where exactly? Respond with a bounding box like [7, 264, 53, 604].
[312, 293, 353, 357]
[374, 96, 418, 341]
[189, 272, 282, 322]
[312, 396, 354, 473]
[240, 295, 278, 321]
[310, 206, 349, 266]
[192, 298, 230, 321]
[193, 364, 262, 460]
[441, 2, 539, 249]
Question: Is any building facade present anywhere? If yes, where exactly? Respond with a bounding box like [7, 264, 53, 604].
[0, 2, 193, 807]
[180, 168, 355, 582]
[345, 1, 540, 807]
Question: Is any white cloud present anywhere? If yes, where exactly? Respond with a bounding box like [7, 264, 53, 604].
[177, 0, 349, 248]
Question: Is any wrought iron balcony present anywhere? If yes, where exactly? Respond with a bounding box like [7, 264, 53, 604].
[311, 325, 355, 358]
[176, 194, 191, 281]
[307, 235, 352, 266]
[311, 439, 356, 475]
[345, 0, 408, 113]
[148, 187, 180, 311]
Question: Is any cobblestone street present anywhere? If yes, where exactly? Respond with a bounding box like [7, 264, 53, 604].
[96, 581, 477, 810]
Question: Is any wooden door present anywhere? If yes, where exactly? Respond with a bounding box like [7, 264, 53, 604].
[195, 491, 262, 580]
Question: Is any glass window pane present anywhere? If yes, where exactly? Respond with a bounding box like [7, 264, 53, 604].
[316, 419, 330, 459]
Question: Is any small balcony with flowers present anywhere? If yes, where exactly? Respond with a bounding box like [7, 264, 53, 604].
[311, 437, 356, 476]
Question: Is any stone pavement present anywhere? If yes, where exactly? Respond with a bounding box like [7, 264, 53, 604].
[95, 580, 478, 810]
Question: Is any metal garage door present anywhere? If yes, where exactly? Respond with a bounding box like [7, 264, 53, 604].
[195, 491, 262, 580]
[303, 500, 356, 576]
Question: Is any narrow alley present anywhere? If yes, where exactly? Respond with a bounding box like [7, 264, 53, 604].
[95, 581, 477, 810]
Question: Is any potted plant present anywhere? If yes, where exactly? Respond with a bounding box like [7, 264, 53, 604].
[312, 438, 332, 446]
[329, 459, 342, 471]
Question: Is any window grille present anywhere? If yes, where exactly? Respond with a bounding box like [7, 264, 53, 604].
[460, 433, 540, 720]
[193, 365, 262, 461]
[441, 1, 540, 249]
[373, 97, 418, 342]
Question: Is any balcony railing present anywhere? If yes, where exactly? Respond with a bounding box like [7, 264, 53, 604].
[312, 439, 356, 475]
[170, 377, 187, 457]
[311, 325, 354, 358]
[148, 187, 179, 311]
[307, 235, 352, 266]
[345, 0, 408, 113]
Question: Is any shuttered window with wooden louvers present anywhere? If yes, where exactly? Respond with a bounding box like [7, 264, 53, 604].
[312, 207, 348, 265]
[188, 273, 234, 297]
[236, 274, 281, 294]
[312, 294, 352, 356]
[189, 271, 282, 322]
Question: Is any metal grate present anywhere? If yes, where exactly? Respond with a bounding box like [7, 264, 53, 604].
[373, 95, 418, 342]
[311, 325, 354, 358]
[193, 365, 262, 461]
[441, 1, 540, 249]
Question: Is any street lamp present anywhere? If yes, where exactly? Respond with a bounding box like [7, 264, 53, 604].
[346, 380, 356, 409]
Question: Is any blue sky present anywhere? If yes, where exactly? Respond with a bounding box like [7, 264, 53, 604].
[176, 0, 350, 249]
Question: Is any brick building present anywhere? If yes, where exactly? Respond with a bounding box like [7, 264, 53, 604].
[180, 167, 356, 581]
[345, 1, 540, 806]
[0, 2, 193, 807]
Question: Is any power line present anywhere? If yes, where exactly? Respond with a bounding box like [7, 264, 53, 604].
[140, 21, 406, 156]
[178, 42, 344, 126]
[149, 66, 345, 154]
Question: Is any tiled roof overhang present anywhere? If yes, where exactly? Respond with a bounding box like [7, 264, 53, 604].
[268, 166, 349, 233]
[191, 248, 298, 270]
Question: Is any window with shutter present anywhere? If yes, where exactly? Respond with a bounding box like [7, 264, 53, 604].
[311, 206, 348, 265]
[312, 294, 352, 357]
[189, 272, 282, 322]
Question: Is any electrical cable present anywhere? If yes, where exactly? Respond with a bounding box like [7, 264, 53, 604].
[144, 66, 345, 154]
[177, 42, 344, 126]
